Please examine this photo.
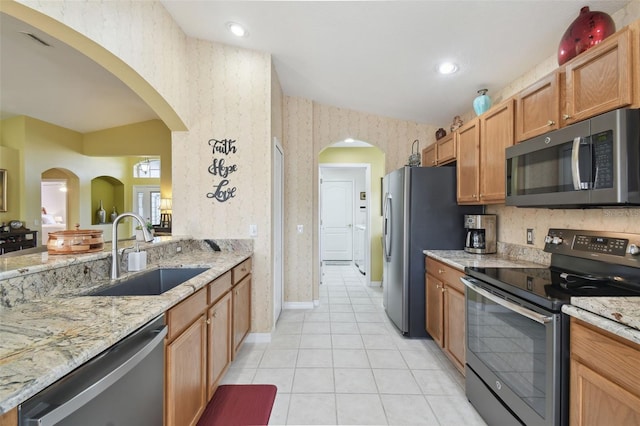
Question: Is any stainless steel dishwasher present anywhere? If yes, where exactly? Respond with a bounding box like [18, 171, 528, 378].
[19, 314, 167, 426]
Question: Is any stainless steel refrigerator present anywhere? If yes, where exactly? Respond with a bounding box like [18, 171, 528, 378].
[382, 166, 481, 337]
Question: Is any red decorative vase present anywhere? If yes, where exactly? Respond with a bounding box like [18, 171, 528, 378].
[558, 6, 615, 65]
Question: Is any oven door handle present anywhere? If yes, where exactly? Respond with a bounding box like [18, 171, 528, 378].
[461, 277, 553, 325]
[571, 136, 584, 191]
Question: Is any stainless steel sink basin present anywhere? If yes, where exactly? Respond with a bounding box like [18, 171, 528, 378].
[90, 267, 209, 296]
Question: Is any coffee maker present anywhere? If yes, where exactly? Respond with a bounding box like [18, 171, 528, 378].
[464, 214, 496, 254]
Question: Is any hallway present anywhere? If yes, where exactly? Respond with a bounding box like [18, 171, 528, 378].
[222, 264, 486, 425]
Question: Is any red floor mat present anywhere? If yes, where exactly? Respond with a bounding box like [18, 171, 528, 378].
[197, 384, 278, 426]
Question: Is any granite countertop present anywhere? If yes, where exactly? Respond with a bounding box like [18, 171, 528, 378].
[424, 249, 546, 271]
[0, 246, 251, 414]
[563, 298, 640, 345]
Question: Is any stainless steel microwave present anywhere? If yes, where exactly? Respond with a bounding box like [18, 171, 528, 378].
[506, 108, 640, 208]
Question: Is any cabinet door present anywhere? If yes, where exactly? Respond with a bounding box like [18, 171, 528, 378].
[444, 285, 465, 374]
[570, 360, 640, 426]
[456, 118, 480, 204]
[480, 99, 515, 204]
[233, 275, 252, 356]
[436, 133, 456, 165]
[422, 145, 437, 167]
[207, 291, 232, 401]
[564, 27, 633, 124]
[570, 318, 640, 425]
[425, 272, 444, 347]
[0, 407, 17, 426]
[165, 315, 207, 426]
[516, 72, 560, 142]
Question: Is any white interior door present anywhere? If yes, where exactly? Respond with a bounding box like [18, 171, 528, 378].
[273, 142, 284, 324]
[132, 185, 161, 224]
[321, 180, 354, 261]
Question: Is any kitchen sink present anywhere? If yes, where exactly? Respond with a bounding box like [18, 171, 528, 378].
[90, 267, 209, 296]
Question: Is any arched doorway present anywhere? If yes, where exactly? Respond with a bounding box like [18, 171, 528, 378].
[41, 168, 79, 245]
[318, 140, 385, 289]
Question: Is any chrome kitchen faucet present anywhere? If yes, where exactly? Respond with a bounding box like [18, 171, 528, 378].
[111, 212, 154, 279]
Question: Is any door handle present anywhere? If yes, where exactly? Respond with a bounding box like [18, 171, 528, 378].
[571, 136, 584, 191]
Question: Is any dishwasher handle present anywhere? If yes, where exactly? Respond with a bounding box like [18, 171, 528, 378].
[21, 321, 167, 426]
[460, 277, 553, 325]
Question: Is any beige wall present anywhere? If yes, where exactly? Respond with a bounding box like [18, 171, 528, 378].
[171, 38, 274, 332]
[319, 147, 385, 282]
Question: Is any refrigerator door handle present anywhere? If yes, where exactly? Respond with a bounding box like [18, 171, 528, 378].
[383, 193, 392, 260]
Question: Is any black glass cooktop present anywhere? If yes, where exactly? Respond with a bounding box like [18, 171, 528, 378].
[465, 266, 640, 311]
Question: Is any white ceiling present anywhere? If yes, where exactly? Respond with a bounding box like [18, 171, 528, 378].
[0, 1, 630, 133]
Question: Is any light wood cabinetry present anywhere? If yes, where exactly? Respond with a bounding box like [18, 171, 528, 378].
[564, 27, 633, 125]
[479, 99, 515, 204]
[570, 318, 640, 425]
[515, 72, 561, 142]
[516, 23, 639, 143]
[456, 118, 481, 203]
[0, 408, 16, 426]
[457, 98, 515, 205]
[422, 133, 456, 167]
[425, 257, 466, 374]
[165, 288, 208, 426]
[165, 258, 252, 426]
[207, 290, 232, 400]
[233, 274, 252, 356]
[422, 144, 437, 167]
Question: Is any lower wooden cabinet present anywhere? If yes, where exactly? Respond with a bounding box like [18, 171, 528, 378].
[165, 313, 207, 426]
[207, 291, 232, 400]
[233, 274, 252, 356]
[165, 257, 252, 426]
[425, 256, 466, 374]
[570, 318, 640, 425]
[0, 408, 17, 426]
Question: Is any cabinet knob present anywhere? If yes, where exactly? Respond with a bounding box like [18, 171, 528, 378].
[206, 319, 211, 325]
[563, 114, 571, 120]
[547, 120, 555, 126]
[438, 269, 444, 274]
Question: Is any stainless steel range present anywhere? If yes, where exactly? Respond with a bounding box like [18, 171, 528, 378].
[462, 229, 640, 426]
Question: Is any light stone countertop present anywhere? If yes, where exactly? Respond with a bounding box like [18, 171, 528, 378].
[423, 249, 546, 271]
[562, 298, 640, 345]
[0, 247, 251, 414]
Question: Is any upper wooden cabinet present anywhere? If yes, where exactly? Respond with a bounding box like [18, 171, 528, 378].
[422, 133, 456, 167]
[564, 26, 634, 124]
[515, 72, 561, 142]
[457, 99, 515, 205]
[421, 144, 437, 167]
[456, 118, 481, 203]
[480, 99, 515, 204]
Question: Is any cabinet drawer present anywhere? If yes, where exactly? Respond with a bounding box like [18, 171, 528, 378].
[232, 258, 252, 284]
[571, 318, 640, 396]
[426, 257, 464, 291]
[166, 287, 207, 341]
[208, 271, 232, 305]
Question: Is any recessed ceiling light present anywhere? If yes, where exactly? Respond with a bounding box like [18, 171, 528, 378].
[226, 22, 248, 38]
[438, 62, 458, 75]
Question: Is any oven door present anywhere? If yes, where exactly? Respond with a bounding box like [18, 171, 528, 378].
[462, 276, 566, 426]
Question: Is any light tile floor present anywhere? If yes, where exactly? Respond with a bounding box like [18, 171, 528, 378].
[221, 264, 487, 425]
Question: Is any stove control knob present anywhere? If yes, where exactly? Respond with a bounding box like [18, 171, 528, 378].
[629, 244, 640, 256]
[544, 235, 553, 244]
[552, 236, 563, 245]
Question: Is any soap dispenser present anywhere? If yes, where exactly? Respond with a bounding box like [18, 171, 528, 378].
[127, 243, 147, 271]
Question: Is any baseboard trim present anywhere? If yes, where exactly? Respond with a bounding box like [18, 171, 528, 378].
[283, 301, 315, 309]
[245, 332, 271, 343]
[369, 281, 382, 287]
